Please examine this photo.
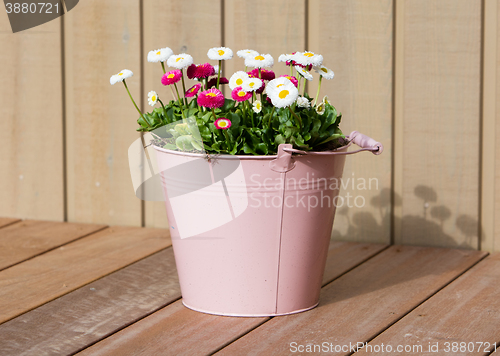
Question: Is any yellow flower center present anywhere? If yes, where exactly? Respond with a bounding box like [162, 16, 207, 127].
[206, 93, 217, 97]
[218, 121, 227, 127]
[218, 49, 225, 56]
[277, 84, 284, 88]
[255, 55, 265, 61]
[238, 91, 246, 97]
[256, 103, 261, 109]
[119, 73, 123, 76]
[176, 57, 183, 62]
[156, 51, 161, 55]
[236, 78, 243, 85]
[167, 73, 175, 78]
[304, 52, 314, 57]
[152, 96, 156, 101]
[321, 67, 328, 73]
[279, 90, 289, 99]
[249, 82, 254, 87]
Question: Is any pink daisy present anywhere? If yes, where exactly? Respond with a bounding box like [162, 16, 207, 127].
[214, 118, 232, 130]
[185, 83, 202, 98]
[161, 70, 182, 85]
[231, 86, 252, 102]
[207, 76, 228, 88]
[197, 88, 225, 108]
[187, 63, 215, 79]
[279, 75, 299, 87]
[248, 68, 275, 81]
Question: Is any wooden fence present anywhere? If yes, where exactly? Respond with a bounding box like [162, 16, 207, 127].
[1, 0, 499, 251]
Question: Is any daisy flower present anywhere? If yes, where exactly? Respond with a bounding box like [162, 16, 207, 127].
[207, 47, 233, 61]
[295, 65, 313, 81]
[148, 91, 158, 106]
[237, 49, 259, 59]
[231, 86, 252, 102]
[266, 78, 298, 108]
[197, 88, 225, 109]
[167, 53, 194, 69]
[110, 69, 133, 85]
[315, 102, 326, 115]
[147, 47, 173, 63]
[323, 95, 331, 105]
[187, 63, 215, 79]
[229, 71, 249, 90]
[207, 76, 228, 88]
[278, 53, 292, 63]
[214, 117, 232, 129]
[245, 54, 274, 69]
[314, 65, 334, 80]
[296, 96, 311, 109]
[161, 70, 182, 85]
[241, 77, 263, 92]
[248, 68, 275, 81]
[291, 51, 323, 67]
[253, 100, 262, 113]
[185, 83, 202, 98]
[279, 75, 298, 87]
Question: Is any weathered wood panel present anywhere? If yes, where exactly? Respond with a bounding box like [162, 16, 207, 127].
[0, 249, 179, 356]
[143, 0, 222, 228]
[0, 218, 20, 229]
[0, 220, 106, 270]
[493, 0, 500, 253]
[215, 246, 486, 355]
[0, 226, 170, 324]
[363, 253, 499, 355]
[309, 0, 393, 244]
[64, 0, 142, 225]
[0, 14, 64, 221]
[397, 0, 481, 248]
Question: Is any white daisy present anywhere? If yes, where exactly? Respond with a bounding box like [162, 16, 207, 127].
[278, 53, 293, 63]
[322, 95, 331, 105]
[148, 90, 158, 106]
[213, 64, 219, 73]
[207, 47, 233, 60]
[314, 65, 334, 80]
[244, 54, 274, 69]
[110, 69, 133, 85]
[296, 96, 311, 109]
[147, 47, 173, 63]
[295, 66, 313, 81]
[266, 78, 298, 108]
[237, 49, 259, 59]
[291, 51, 323, 67]
[241, 77, 262, 92]
[166, 53, 194, 69]
[228, 71, 249, 90]
[315, 102, 326, 115]
[253, 100, 262, 113]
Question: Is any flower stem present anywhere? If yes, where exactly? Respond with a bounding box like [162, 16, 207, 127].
[180, 69, 188, 107]
[268, 106, 275, 128]
[211, 107, 218, 122]
[173, 83, 185, 118]
[161, 62, 166, 74]
[123, 80, 150, 127]
[288, 106, 302, 129]
[290, 65, 293, 77]
[314, 76, 323, 106]
[297, 76, 302, 94]
[258, 68, 262, 79]
[216, 60, 222, 89]
[158, 98, 167, 112]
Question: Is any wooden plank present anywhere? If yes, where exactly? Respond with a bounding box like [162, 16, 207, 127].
[0, 248, 179, 356]
[0, 220, 106, 271]
[397, 0, 481, 248]
[142, 0, 222, 228]
[73, 241, 386, 356]
[215, 246, 486, 355]
[0, 226, 170, 324]
[361, 253, 500, 355]
[64, 0, 142, 225]
[0, 13, 64, 221]
[0, 218, 20, 229]
[495, 0, 500, 253]
[309, 0, 393, 244]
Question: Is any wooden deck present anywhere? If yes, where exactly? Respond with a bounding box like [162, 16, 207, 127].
[0, 218, 499, 356]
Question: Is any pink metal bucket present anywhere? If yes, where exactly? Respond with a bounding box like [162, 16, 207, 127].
[153, 131, 382, 317]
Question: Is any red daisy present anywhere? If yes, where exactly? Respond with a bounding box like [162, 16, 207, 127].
[206, 76, 229, 88]
[214, 118, 232, 130]
[185, 83, 202, 98]
[231, 87, 252, 102]
[187, 63, 215, 79]
[248, 68, 275, 81]
[197, 88, 225, 108]
[279, 75, 299, 87]
[161, 70, 182, 85]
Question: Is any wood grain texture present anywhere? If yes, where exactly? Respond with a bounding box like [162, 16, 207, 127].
[143, 0, 222, 228]
[362, 253, 500, 355]
[215, 246, 486, 355]
[309, 0, 393, 244]
[495, 0, 500, 252]
[0, 248, 179, 356]
[0, 218, 20, 229]
[0, 220, 106, 270]
[0, 14, 64, 221]
[0, 226, 170, 324]
[64, 0, 142, 225]
[73, 241, 384, 356]
[398, 0, 481, 248]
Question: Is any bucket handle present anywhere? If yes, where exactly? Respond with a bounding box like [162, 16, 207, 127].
[282, 131, 383, 156]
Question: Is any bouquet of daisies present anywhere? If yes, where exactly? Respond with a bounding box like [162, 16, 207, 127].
[110, 46, 344, 155]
